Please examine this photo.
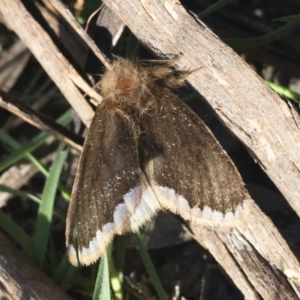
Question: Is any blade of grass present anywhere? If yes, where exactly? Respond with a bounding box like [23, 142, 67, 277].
[225, 21, 297, 50]
[59, 264, 78, 291]
[0, 184, 66, 223]
[0, 129, 48, 172]
[0, 184, 41, 204]
[108, 242, 123, 300]
[93, 245, 111, 300]
[198, 0, 234, 18]
[33, 143, 68, 267]
[114, 235, 127, 274]
[52, 252, 77, 286]
[0, 209, 32, 256]
[182, 92, 199, 103]
[0, 108, 73, 173]
[0, 129, 71, 201]
[266, 81, 300, 104]
[125, 33, 141, 58]
[0, 129, 49, 177]
[2, 68, 45, 132]
[274, 14, 300, 23]
[22, 68, 45, 97]
[135, 230, 168, 300]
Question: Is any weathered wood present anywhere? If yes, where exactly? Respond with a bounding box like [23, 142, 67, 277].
[0, 231, 72, 300]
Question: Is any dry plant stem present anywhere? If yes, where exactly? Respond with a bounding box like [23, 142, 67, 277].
[0, 0, 100, 126]
[47, 0, 111, 69]
[0, 40, 31, 91]
[103, 0, 300, 217]
[0, 90, 83, 152]
[0, 231, 72, 300]
[37, 1, 90, 70]
[96, 5, 126, 51]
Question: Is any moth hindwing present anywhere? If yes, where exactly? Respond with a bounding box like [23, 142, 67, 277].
[66, 59, 249, 266]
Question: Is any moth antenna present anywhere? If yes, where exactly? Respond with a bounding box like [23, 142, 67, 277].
[164, 70, 194, 89]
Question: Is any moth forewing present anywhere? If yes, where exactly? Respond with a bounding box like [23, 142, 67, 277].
[66, 59, 250, 266]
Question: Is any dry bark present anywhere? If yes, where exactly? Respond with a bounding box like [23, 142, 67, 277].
[0, 231, 72, 300]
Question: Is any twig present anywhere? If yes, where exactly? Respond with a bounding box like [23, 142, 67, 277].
[0, 90, 83, 152]
[46, 0, 111, 69]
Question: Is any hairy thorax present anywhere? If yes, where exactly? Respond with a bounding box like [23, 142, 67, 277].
[99, 60, 153, 104]
[98, 58, 187, 110]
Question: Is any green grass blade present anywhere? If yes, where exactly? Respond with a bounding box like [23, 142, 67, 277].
[33, 143, 68, 267]
[135, 230, 168, 300]
[225, 21, 297, 50]
[0, 209, 32, 256]
[52, 252, 77, 289]
[182, 92, 199, 103]
[59, 265, 78, 291]
[0, 130, 48, 172]
[0, 128, 70, 201]
[126, 33, 141, 58]
[114, 235, 127, 274]
[22, 68, 45, 96]
[198, 0, 234, 18]
[267, 81, 300, 104]
[0, 184, 66, 223]
[93, 245, 111, 300]
[0, 184, 41, 204]
[0, 109, 73, 173]
[274, 14, 300, 22]
[0, 129, 49, 177]
[108, 241, 123, 300]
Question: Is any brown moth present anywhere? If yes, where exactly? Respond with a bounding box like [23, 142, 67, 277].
[66, 59, 249, 266]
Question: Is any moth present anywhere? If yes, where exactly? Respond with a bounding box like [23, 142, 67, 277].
[66, 58, 249, 266]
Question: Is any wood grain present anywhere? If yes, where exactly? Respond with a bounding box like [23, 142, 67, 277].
[0, 231, 72, 300]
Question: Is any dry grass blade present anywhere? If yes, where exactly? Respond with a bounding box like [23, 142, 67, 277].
[45, 0, 111, 70]
[0, 40, 31, 91]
